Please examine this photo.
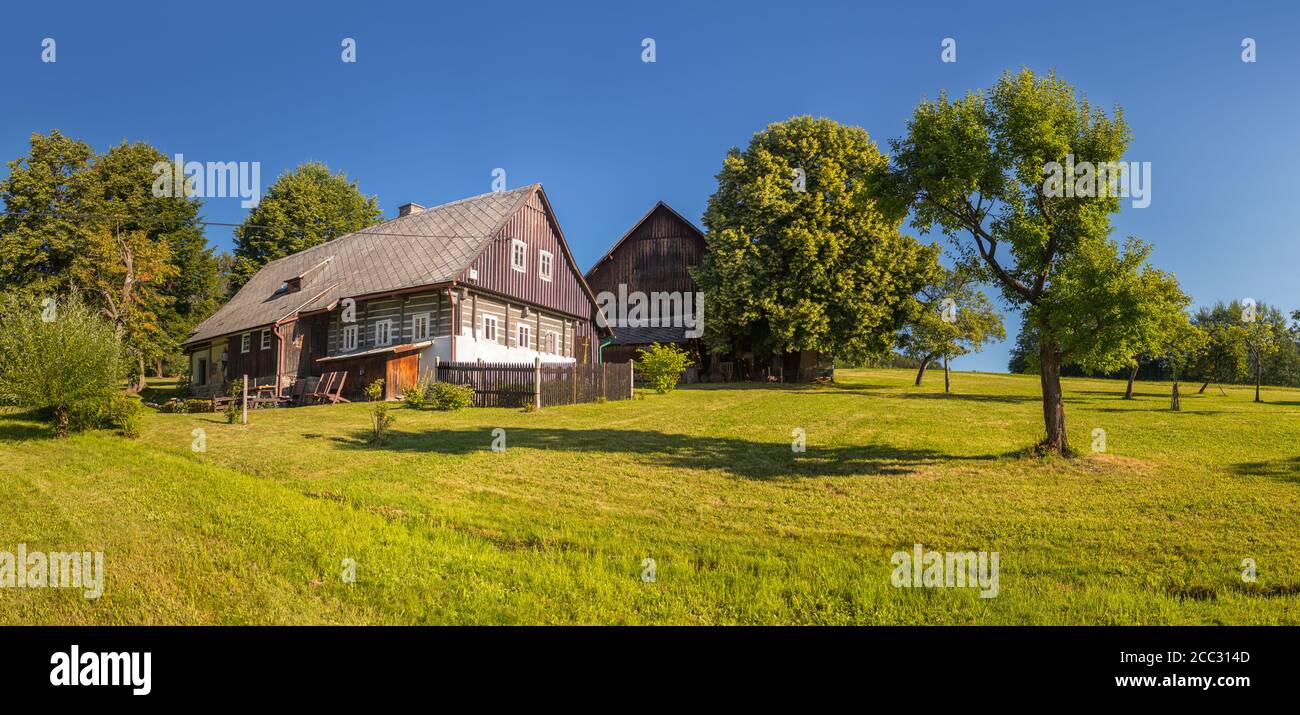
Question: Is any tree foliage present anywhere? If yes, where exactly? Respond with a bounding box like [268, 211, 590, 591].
[0, 292, 127, 436]
[635, 342, 694, 394]
[897, 265, 1005, 389]
[889, 69, 1181, 453]
[230, 162, 381, 293]
[693, 116, 939, 366]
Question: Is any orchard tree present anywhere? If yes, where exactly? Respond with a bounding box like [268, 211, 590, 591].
[889, 69, 1184, 454]
[1163, 320, 1207, 411]
[1189, 303, 1249, 394]
[897, 265, 1005, 392]
[694, 116, 939, 369]
[1119, 263, 1192, 399]
[231, 162, 382, 293]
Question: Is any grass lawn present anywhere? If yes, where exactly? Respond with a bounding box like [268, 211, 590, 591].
[2, 368, 1298, 625]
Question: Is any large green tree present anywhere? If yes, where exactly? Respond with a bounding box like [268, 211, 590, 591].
[889, 69, 1184, 454]
[230, 162, 382, 293]
[693, 116, 939, 368]
[897, 265, 1005, 392]
[0, 131, 96, 294]
[1, 133, 216, 385]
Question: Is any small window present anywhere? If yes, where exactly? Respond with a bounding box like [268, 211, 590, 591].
[481, 315, 498, 342]
[412, 313, 431, 341]
[517, 324, 532, 350]
[511, 239, 527, 273]
[544, 331, 557, 354]
[260, 329, 272, 350]
[375, 320, 393, 346]
[539, 250, 553, 282]
[342, 324, 358, 352]
[240, 333, 250, 354]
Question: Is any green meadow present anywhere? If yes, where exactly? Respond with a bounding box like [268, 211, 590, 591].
[2, 368, 1298, 624]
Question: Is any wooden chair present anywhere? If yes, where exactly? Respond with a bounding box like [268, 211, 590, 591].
[319, 371, 349, 404]
[304, 372, 337, 404]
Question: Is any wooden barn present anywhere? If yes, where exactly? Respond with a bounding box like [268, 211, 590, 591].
[587, 201, 830, 382]
[585, 202, 708, 378]
[183, 184, 608, 401]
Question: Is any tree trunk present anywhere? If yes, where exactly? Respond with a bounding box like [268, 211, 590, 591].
[914, 355, 934, 386]
[154, 359, 165, 378]
[52, 406, 70, 438]
[1038, 340, 1069, 454]
[133, 355, 147, 393]
[943, 354, 951, 393]
[1197, 381, 1209, 395]
[1171, 381, 1181, 411]
[1123, 364, 1138, 399]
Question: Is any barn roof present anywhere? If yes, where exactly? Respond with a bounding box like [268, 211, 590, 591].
[184, 185, 539, 346]
[584, 201, 705, 280]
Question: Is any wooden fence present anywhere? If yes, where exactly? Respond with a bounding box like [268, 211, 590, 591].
[431, 359, 634, 408]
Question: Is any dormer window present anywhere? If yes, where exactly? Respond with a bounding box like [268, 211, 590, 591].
[511, 239, 527, 273]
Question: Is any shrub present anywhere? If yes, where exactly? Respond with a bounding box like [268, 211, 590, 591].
[429, 381, 475, 411]
[185, 399, 213, 414]
[222, 383, 242, 424]
[635, 343, 693, 394]
[402, 376, 431, 409]
[0, 293, 127, 437]
[105, 393, 143, 438]
[365, 379, 395, 445]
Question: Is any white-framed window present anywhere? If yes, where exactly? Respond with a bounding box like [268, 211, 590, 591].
[260, 329, 272, 350]
[412, 312, 431, 341]
[544, 331, 558, 354]
[517, 324, 532, 350]
[240, 333, 250, 354]
[538, 250, 553, 281]
[342, 324, 358, 352]
[511, 239, 527, 273]
[481, 315, 499, 342]
[375, 319, 393, 346]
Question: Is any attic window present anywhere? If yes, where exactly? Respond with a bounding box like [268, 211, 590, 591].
[278, 257, 334, 296]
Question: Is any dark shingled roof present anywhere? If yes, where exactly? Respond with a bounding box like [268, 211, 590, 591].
[608, 324, 691, 345]
[184, 185, 539, 346]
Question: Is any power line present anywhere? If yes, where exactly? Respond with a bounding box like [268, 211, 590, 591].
[0, 209, 472, 241]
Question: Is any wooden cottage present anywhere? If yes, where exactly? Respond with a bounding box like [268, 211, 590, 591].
[183, 184, 606, 401]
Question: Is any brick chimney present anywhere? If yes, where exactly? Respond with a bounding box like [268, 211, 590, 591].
[398, 202, 424, 217]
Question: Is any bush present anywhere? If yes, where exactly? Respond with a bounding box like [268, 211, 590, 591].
[105, 393, 143, 438]
[222, 383, 242, 424]
[365, 379, 395, 445]
[429, 381, 475, 411]
[185, 399, 212, 414]
[635, 343, 693, 394]
[0, 293, 127, 437]
[402, 376, 431, 409]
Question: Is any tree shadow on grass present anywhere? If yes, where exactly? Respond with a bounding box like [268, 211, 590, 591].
[334, 426, 1000, 480]
[1231, 456, 1300, 483]
[813, 388, 1041, 405]
[0, 417, 53, 440]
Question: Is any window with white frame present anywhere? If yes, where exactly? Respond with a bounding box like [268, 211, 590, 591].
[481, 315, 499, 342]
[375, 319, 393, 346]
[342, 324, 358, 352]
[260, 329, 272, 350]
[544, 331, 558, 354]
[538, 250, 553, 281]
[511, 239, 527, 272]
[240, 333, 250, 353]
[517, 324, 532, 350]
[412, 312, 431, 341]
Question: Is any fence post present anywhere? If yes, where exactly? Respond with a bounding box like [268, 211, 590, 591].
[572, 361, 577, 404]
[602, 362, 608, 400]
[629, 361, 634, 399]
[241, 374, 248, 424]
[433, 355, 440, 384]
[534, 357, 541, 409]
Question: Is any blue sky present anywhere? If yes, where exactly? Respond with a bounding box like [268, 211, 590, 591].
[3, 0, 1298, 371]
